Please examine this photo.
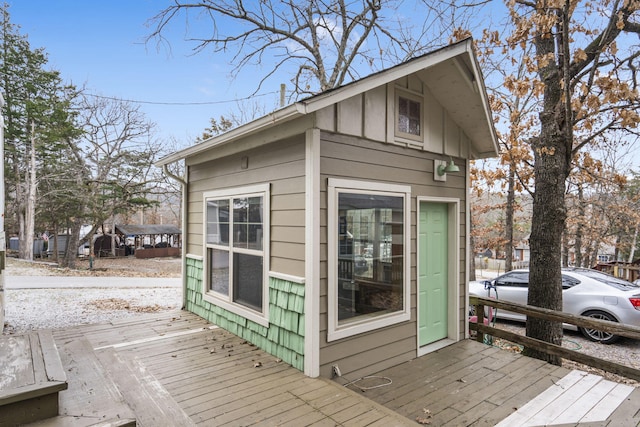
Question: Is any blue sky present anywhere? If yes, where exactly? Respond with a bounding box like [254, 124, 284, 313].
[7, 1, 639, 173]
[7, 1, 502, 152]
[7, 0, 285, 149]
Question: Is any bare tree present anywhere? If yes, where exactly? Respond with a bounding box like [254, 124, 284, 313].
[57, 95, 161, 267]
[147, 0, 487, 96]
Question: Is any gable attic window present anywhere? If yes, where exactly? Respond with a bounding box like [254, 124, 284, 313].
[395, 89, 423, 143]
[203, 183, 270, 327]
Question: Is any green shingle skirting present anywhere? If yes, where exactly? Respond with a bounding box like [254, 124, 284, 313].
[185, 257, 305, 371]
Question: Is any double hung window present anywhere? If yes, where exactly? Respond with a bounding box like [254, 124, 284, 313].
[204, 184, 269, 325]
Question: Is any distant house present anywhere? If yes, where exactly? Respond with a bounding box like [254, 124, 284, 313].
[514, 238, 530, 263]
[113, 224, 181, 258]
[158, 38, 498, 378]
[593, 259, 640, 283]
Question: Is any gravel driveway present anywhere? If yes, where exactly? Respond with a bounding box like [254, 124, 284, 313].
[4, 285, 182, 333]
[2, 257, 182, 333]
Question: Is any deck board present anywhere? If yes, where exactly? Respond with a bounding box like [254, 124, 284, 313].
[29, 310, 637, 427]
[606, 386, 640, 423]
[183, 371, 303, 419]
[359, 339, 640, 427]
[580, 382, 636, 423]
[48, 335, 135, 425]
[70, 312, 412, 425]
[95, 347, 196, 426]
[0, 334, 34, 390]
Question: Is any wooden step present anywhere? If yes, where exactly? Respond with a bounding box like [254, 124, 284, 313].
[88, 418, 137, 427]
[24, 416, 137, 427]
[95, 347, 195, 426]
[604, 386, 640, 424]
[0, 331, 68, 426]
[23, 335, 137, 426]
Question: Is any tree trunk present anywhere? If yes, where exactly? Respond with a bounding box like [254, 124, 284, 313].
[629, 225, 638, 263]
[111, 227, 116, 257]
[469, 214, 477, 281]
[18, 197, 25, 258]
[524, 10, 570, 364]
[61, 219, 81, 269]
[590, 239, 598, 265]
[575, 185, 584, 267]
[505, 165, 515, 271]
[562, 230, 569, 267]
[19, 122, 37, 261]
[526, 131, 567, 364]
[51, 224, 59, 262]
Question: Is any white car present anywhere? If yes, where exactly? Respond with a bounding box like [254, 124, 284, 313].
[469, 268, 640, 344]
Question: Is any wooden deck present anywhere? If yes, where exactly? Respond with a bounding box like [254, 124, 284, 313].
[31, 310, 412, 426]
[346, 339, 639, 426]
[17, 310, 640, 426]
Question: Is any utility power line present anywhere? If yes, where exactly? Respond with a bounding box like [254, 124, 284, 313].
[83, 91, 281, 106]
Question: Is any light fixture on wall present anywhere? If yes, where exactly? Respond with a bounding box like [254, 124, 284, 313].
[434, 158, 460, 182]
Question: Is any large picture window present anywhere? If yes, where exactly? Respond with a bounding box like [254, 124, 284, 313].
[328, 179, 411, 341]
[203, 184, 269, 325]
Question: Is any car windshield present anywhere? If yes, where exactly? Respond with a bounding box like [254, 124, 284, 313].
[567, 268, 640, 291]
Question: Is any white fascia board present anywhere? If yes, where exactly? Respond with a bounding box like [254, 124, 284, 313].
[464, 42, 500, 158]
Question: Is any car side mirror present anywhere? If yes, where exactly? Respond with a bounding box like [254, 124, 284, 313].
[483, 280, 493, 290]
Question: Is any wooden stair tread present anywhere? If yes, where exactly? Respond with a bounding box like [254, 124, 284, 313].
[0, 331, 68, 426]
[95, 347, 195, 426]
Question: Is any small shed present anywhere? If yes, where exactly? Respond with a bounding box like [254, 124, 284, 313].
[158, 38, 498, 378]
[114, 224, 182, 259]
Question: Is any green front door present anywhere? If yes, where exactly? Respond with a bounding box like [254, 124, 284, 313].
[418, 202, 448, 346]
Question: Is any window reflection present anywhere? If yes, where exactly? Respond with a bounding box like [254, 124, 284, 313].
[233, 197, 263, 250]
[209, 248, 229, 295]
[206, 200, 229, 245]
[337, 193, 404, 324]
[398, 96, 421, 136]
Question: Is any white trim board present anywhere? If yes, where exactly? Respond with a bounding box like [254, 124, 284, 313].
[304, 128, 320, 377]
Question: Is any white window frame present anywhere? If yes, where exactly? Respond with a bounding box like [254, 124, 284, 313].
[395, 88, 424, 144]
[327, 178, 411, 342]
[202, 183, 270, 327]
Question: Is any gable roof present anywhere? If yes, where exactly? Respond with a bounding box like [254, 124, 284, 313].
[158, 38, 498, 166]
[115, 224, 181, 236]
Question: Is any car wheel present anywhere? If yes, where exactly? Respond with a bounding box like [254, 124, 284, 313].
[579, 310, 620, 344]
